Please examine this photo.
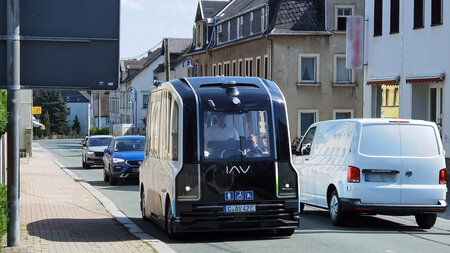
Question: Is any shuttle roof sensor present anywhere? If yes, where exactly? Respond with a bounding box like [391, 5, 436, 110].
[225, 81, 239, 96]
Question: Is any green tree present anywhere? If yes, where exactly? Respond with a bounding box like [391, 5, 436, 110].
[43, 111, 51, 136]
[72, 115, 81, 134]
[33, 90, 69, 135]
[0, 90, 7, 134]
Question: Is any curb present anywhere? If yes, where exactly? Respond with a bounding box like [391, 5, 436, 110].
[40, 144, 176, 253]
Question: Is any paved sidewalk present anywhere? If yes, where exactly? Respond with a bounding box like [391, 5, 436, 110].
[1, 145, 155, 252]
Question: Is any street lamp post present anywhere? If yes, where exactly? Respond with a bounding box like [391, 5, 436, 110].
[182, 57, 198, 77]
[127, 87, 137, 134]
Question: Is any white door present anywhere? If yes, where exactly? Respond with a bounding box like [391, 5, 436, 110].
[429, 84, 443, 136]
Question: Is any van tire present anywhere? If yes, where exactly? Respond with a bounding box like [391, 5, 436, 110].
[415, 213, 437, 229]
[165, 201, 177, 239]
[329, 190, 347, 226]
[300, 203, 305, 214]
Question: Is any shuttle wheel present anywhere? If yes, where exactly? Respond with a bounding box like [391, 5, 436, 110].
[140, 189, 149, 221]
[165, 201, 177, 239]
[300, 203, 305, 214]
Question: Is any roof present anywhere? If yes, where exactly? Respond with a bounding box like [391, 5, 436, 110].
[113, 135, 145, 140]
[217, 0, 266, 22]
[165, 38, 193, 54]
[196, 1, 229, 21]
[270, 0, 325, 32]
[61, 91, 90, 103]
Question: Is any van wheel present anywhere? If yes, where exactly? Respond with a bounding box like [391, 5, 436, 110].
[415, 213, 437, 229]
[275, 228, 295, 237]
[140, 190, 149, 221]
[165, 201, 177, 239]
[329, 190, 347, 226]
[300, 203, 305, 214]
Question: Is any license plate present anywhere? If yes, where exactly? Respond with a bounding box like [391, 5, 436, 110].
[132, 168, 139, 173]
[223, 204, 256, 213]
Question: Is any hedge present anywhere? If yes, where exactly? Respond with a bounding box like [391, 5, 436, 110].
[0, 184, 7, 251]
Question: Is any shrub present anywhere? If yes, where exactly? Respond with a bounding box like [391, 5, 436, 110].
[0, 184, 8, 250]
[0, 91, 7, 134]
[89, 127, 110, 135]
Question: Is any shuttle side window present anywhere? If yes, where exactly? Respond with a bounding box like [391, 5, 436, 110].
[171, 101, 179, 161]
[299, 127, 316, 155]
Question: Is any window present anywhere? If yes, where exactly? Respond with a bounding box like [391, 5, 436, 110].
[239, 59, 243, 76]
[245, 58, 253, 76]
[298, 54, 319, 83]
[298, 110, 318, 137]
[143, 94, 149, 109]
[261, 8, 265, 32]
[238, 16, 243, 38]
[333, 109, 353, 119]
[250, 12, 254, 35]
[228, 21, 231, 40]
[414, 0, 424, 29]
[170, 100, 179, 161]
[385, 88, 389, 106]
[195, 22, 203, 47]
[390, 0, 400, 34]
[336, 6, 353, 31]
[218, 24, 223, 43]
[218, 63, 222, 76]
[334, 55, 352, 83]
[264, 55, 269, 79]
[431, 0, 443, 26]
[374, 0, 383, 36]
[224, 62, 230, 76]
[394, 87, 399, 105]
[213, 64, 216, 76]
[256, 57, 261, 77]
[232, 60, 236, 76]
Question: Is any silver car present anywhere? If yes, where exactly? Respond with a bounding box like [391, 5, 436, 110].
[81, 135, 113, 169]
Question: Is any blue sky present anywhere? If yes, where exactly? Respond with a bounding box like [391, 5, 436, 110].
[120, 0, 199, 59]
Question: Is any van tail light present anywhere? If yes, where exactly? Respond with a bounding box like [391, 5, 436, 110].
[347, 166, 360, 183]
[439, 169, 447, 185]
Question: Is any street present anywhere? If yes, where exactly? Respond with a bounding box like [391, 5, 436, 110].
[39, 139, 450, 253]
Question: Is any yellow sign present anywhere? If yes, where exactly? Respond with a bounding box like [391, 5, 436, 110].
[32, 106, 42, 115]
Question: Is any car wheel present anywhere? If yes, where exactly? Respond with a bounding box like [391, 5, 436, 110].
[415, 213, 437, 229]
[165, 200, 177, 239]
[329, 190, 347, 226]
[300, 202, 305, 214]
[275, 228, 295, 237]
[141, 189, 149, 221]
[109, 169, 118, 185]
[103, 168, 110, 182]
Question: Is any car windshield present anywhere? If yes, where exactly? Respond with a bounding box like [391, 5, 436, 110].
[114, 139, 145, 152]
[89, 137, 112, 147]
[203, 110, 271, 160]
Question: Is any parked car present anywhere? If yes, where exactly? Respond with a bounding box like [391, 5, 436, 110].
[293, 119, 447, 229]
[103, 135, 145, 185]
[81, 135, 113, 169]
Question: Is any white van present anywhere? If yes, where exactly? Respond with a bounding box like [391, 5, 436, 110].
[293, 119, 447, 228]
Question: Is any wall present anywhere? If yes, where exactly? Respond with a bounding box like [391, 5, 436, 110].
[67, 102, 89, 135]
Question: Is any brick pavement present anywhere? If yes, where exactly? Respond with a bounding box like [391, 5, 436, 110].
[1, 146, 155, 252]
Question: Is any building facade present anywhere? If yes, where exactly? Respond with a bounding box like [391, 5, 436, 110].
[363, 0, 449, 158]
[187, 0, 364, 139]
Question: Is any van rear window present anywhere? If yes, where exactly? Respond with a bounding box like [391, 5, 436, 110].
[359, 124, 439, 157]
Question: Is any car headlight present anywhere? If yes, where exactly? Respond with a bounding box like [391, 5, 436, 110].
[113, 158, 125, 163]
[87, 151, 94, 155]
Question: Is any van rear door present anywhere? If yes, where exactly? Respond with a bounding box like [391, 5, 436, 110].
[399, 124, 444, 204]
[358, 124, 402, 204]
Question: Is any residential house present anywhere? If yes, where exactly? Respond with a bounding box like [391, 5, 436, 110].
[92, 91, 110, 130]
[61, 91, 90, 135]
[186, 0, 365, 139]
[113, 38, 191, 134]
[363, 0, 449, 158]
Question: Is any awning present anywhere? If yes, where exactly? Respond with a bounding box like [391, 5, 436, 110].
[406, 73, 445, 84]
[366, 76, 399, 86]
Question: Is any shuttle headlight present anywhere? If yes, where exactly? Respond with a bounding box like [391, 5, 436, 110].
[276, 162, 297, 198]
[176, 164, 200, 200]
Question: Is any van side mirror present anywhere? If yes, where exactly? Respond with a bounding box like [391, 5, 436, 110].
[300, 143, 311, 156]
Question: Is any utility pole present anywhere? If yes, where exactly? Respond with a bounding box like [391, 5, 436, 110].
[6, 0, 21, 246]
[165, 38, 170, 81]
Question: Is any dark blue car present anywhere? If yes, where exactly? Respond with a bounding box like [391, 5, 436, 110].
[103, 135, 145, 185]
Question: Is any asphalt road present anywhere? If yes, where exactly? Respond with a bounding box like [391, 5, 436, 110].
[38, 139, 450, 253]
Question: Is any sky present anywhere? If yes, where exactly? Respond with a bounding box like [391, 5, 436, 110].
[120, 0, 199, 59]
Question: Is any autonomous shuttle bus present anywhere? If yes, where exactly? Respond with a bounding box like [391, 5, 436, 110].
[140, 77, 299, 237]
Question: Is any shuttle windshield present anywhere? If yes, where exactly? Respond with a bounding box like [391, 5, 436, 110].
[203, 110, 271, 160]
